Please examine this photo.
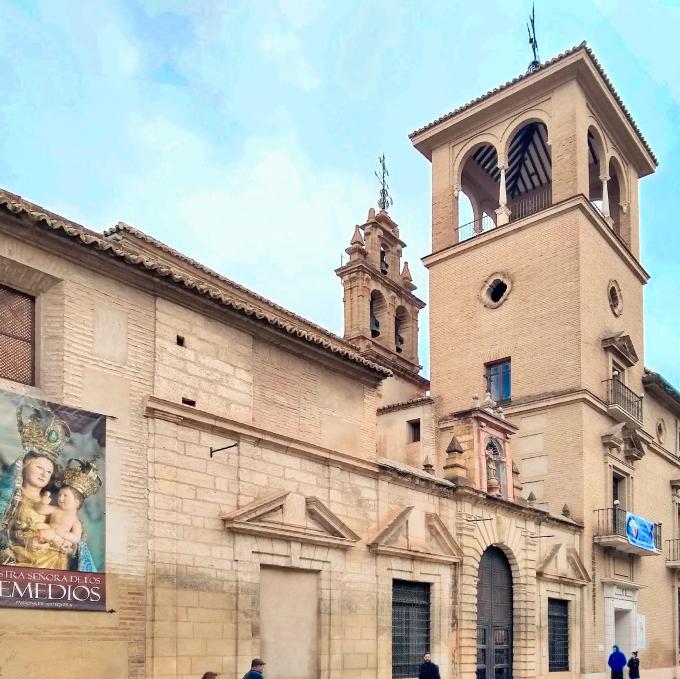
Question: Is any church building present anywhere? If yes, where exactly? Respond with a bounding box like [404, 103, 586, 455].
[0, 42, 677, 679]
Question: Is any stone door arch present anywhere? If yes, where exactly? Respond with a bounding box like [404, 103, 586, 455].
[476, 546, 513, 679]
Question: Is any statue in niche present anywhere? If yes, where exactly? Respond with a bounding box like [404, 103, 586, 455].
[485, 437, 504, 497]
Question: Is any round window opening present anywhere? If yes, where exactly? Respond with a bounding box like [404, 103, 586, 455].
[608, 280, 623, 316]
[488, 279, 508, 304]
[481, 273, 512, 309]
[656, 418, 666, 444]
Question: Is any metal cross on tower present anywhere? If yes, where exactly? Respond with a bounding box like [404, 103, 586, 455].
[375, 153, 393, 211]
[527, 4, 540, 72]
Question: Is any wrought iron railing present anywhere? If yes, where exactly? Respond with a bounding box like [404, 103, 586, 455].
[456, 186, 552, 244]
[509, 185, 552, 221]
[603, 378, 643, 422]
[594, 507, 662, 550]
[667, 538, 680, 562]
[457, 214, 496, 243]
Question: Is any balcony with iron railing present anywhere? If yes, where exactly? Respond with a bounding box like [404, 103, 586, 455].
[456, 185, 552, 244]
[666, 539, 680, 568]
[593, 507, 661, 555]
[603, 378, 643, 426]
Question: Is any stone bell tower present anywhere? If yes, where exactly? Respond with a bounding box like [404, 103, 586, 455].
[409, 42, 660, 677]
[336, 207, 426, 385]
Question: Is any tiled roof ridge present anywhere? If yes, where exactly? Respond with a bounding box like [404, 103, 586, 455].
[104, 221, 358, 350]
[0, 190, 391, 378]
[409, 42, 657, 166]
[377, 395, 433, 414]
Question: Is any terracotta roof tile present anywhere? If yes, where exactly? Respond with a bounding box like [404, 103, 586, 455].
[377, 395, 433, 415]
[0, 190, 391, 378]
[105, 221, 365, 350]
[409, 42, 657, 166]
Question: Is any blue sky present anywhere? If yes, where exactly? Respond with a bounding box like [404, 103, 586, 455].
[0, 0, 677, 385]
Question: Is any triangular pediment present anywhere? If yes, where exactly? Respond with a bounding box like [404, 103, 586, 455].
[602, 332, 639, 368]
[623, 428, 646, 461]
[221, 491, 360, 549]
[368, 506, 462, 563]
[537, 542, 590, 585]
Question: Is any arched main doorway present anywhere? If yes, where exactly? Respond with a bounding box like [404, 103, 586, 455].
[476, 546, 513, 679]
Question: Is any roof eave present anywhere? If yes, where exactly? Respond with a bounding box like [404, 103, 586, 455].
[643, 370, 680, 416]
[409, 49, 585, 160]
[409, 45, 657, 174]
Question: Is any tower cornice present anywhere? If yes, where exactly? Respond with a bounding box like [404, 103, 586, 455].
[335, 260, 426, 309]
[421, 195, 649, 285]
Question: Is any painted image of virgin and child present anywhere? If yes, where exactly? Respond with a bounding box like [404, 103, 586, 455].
[0, 395, 106, 572]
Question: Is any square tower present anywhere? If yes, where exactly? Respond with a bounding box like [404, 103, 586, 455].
[411, 43, 665, 675]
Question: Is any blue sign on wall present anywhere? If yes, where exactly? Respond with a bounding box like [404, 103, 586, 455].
[626, 512, 656, 551]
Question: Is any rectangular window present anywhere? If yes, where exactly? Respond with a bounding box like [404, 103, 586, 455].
[486, 359, 511, 401]
[392, 580, 430, 679]
[548, 598, 569, 672]
[408, 419, 421, 443]
[0, 284, 35, 385]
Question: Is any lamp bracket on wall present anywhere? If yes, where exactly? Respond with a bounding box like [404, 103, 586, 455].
[209, 442, 238, 458]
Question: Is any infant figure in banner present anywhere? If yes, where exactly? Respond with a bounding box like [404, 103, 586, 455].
[36, 485, 84, 553]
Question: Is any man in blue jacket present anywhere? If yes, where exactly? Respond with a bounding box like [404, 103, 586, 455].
[418, 652, 441, 679]
[608, 645, 627, 679]
[242, 658, 266, 679]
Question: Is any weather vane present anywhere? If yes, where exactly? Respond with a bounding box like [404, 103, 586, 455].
[527, 3, 540, 72]
[375, 153, 393, 211]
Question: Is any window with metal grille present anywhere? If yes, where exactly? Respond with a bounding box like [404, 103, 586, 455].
[392, 580, 431, 679]
[548, 598, 569, 672]
[0, 284, 35, 385]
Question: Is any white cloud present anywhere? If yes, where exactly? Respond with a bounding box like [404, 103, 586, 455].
[259, 27, 322, 92]
[112, 115, 375, 331]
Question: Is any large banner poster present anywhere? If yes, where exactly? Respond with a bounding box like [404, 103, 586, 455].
[0, 389, 106, 611]
[626, 512, 656, 552]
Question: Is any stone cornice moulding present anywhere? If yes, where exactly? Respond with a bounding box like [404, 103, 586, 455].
[305, 497, 361, 542]
[505, 390, 680, 469]
[334, 259, 426, 309]
[144, 395, 380, 476]
[426, 512, 464, 559]
[536, 543, 590, 586]
[422, 196, 649, 285]
[367, 506, 463, 564]
[221, 491, 360, 550]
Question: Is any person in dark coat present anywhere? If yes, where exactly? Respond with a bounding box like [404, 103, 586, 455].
[418, 652, 441, 679]
[627, 650, 640, 678]
[201, 673, 219, 679]
[608, 645, 627, 679]
[242, 658, 266, 679]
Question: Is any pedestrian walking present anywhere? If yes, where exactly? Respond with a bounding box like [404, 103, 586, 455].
[242, 658, 266, 679]
[608, 645, 627, 679]
[628, 650, 640, 679]
[418, 652, 441, 679]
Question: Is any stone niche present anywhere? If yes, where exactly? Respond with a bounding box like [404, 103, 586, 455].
[440, 395, 519, 501]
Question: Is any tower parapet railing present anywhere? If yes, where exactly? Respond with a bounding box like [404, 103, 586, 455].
[456, 184, 552, 244]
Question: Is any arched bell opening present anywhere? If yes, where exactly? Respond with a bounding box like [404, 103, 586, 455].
[588, 126, 606, 212]
[457, 143, 500, 242]
[369, 289, 387, 340]
[394, 305, 411, 356]
[608, 157, 625, 237]
[505, 121, 552, 221]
